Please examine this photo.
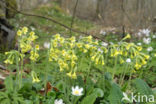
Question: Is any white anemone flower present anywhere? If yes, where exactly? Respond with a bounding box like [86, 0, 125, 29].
[101, 42, 108, 47]
[54, 99, 65, 104]
[72, 86, 83, 96]
[152, 35, 156, 39]
[43, 42, 50, 49]
[137, 43, 142, 46]
[141, 29, 150, 37]
[126, 58, 131, 63]
[143, 38, 151, 44]
[122, 92, 131, 102]
[30, 26, 35, 31]
[147, 47, 153, 52]
[109, 42, 114, 45]
[137, 32, 141, 36]
[100, 30, 106, 36]
[98, 48, 103, 53]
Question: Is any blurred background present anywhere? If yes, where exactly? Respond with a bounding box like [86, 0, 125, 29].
[0, 0, 156, 50]
[16, 0, 156, 30]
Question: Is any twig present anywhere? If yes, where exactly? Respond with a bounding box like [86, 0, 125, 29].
[1, 0, 102, 40]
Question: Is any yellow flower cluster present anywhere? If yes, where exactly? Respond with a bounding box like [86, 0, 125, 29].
[47, 34, 150, 78]
[4, 27, 39, 64]
[31, 71, 40, 83]
[4, 50, 25, 64]
[17, 27, 38, 53]
[109, 40, 149, 70]
[48, 34, 109, 79]
[30, 45, 40, 62]
[5, 30, 150, 79]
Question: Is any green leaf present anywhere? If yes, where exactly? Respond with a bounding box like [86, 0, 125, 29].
[93, 88, 104, 97]
[81, 93, 97, 104]
[4, 76, 13, 92]
[56, 81, 64, 91]
[133, 78, 153, 96]
[108, 83, 123, 104]
[81, 88, 104, 104]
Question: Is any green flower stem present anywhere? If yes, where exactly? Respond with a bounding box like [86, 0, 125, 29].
[112, 56, 118, 79]
[105, 52, 109, 72]
[64, 73, 69, 101]
[87, 60, 92, 78]
[15, 54, 20, 89]
[102, 64, 106, 92]
[73, 96, 80, 104]
[119, 65, 125, 85]
[20, 57, 24, 87]
[120, 64, 128, 86]
[44, 51, 50, 96]
[127, 67, 133, 89]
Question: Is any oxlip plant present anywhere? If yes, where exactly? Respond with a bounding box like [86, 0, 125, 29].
[2, 27, 155, 104]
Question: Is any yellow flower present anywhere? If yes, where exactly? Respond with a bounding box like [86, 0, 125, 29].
[60, 37, 65, 44]
[71, 61, 76, 68]
[95, 57, 99, 64]
[154, 53, 156, 57]
[77, 43, 83, 48]
[87, 35, 92, 40]
[87, 35, 92, 43]
[60, 67, 63, 72]
[35, 45, 40, 50]
[126, 34, 131, 39]
[135, 63, 141, 70]
[120, 58, 124, 64]
[55, 34, 60, 40]
[83, 49, 87, 53]
[28, 32, 38, 41]
[71, 72, 77, 79]
[29, 31, 35, 36]
[93, 40, 99, 45]
[62, 50, 66, 56]
[30, 50, 39, 62]
[142, 60, 147, 65]
[53, 41, 57, 47]
[32, 77, 40, 83]
[22, 27, 28, 34]
[126, 44, 131, 50]
[137, 46, 142, 51]
[144, 55, 150, 59]
[69, 36, 76, 43]
[70, 43, 75, 48]
[72, 54, 77, 60]
[31, 71, 40, 83]
[17, 30, 22, 36]
[102, 60, 105, 65]
[123, 34, 131, 40]
[67, 71, 77, 79]
[91, 46, 96, 51]
[67, 71, 72, 77]
[5, 52, 9, 55]
[91, 55, 96, 61]
[85, 44, 90, 49]
[114, 50, 120, 56]
[4, 59, 13, 64]
[21, 44, 32, 53]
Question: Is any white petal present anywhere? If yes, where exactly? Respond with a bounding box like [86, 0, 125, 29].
[75, 86, 79, 90]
